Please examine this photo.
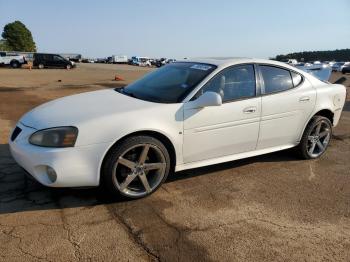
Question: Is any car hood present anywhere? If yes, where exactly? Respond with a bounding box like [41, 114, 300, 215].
[20, 89, 158, 130]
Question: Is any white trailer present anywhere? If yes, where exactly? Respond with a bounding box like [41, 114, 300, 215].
[109, 55, 128, 64]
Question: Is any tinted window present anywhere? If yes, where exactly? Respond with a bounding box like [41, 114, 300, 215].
[260, 66, 293, 94]
[121, 62, 216, 103]
[291, 72, 303, 87]
[195, 65, 256, 102]
[53, 55, 65, 62]
[40, 54, 51, 60]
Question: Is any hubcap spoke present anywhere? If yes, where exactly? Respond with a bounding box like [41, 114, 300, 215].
[319, 130, 329, 138]
[118, 157, 136, 170]
[120, 172, 138, 191]
[316, 141, 325, 151]
[309, 142, 317, 154]
[139, 172, 152, 193]
[139, 145, 150, 164]
[315, 122, 322, 135]
[143, 162, 166, 171]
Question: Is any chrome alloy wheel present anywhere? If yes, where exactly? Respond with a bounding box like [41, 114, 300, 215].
[112, 143, 166, 197]
[307, 120, 331, 158]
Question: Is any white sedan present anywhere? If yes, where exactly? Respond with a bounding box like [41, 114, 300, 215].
[9, 58, 346, 199]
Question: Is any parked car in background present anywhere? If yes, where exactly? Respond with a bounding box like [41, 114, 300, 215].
[81, 58, 95, 63]
[131, 56, 152, 66]
[0, 51, 27, 68]
[286, 59, 298, 65]
[9, 58, 346, 199]
[332, 62, 345, 72]
[33, 53, 75, 69]
[154, 58, 167, 67]
[61, 53, 82, 63]
[342, 63, 350, 74]
[340, 62, 350, 72]
[154, 58, 177, 67]
[95, 58, 108, 63]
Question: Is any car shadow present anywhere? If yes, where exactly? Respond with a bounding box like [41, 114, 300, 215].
[0, 143, 299, 215]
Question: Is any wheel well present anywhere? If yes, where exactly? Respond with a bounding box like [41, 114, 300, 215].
[101, 131, 177, 173]
[10, 59, 19, 64]
[314, 109, 334, 124]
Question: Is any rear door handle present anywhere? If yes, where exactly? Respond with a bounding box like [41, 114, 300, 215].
[299, 96, 310, 102]
[243, 106, 257, 113]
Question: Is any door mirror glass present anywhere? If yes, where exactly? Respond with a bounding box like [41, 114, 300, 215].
[187, 91, 222, 109]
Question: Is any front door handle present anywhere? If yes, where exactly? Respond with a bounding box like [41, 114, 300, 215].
[243, 106, 257, 114]
[299, 96, 310, 102]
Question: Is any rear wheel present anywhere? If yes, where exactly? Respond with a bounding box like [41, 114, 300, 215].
[102, 136, 170, 199]
[10, 60, 20, 68]
[297, 116, 332, 159]
[38, 64, 44, 69]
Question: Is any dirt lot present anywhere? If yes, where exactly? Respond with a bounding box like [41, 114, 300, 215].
[0, 63, 350, 262]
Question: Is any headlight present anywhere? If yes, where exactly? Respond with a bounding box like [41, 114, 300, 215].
[29, 127, 78, 147]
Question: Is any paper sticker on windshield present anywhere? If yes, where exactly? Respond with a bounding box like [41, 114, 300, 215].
[190, 64, 212, 71]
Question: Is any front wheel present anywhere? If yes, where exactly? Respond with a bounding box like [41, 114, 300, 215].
[297, 116, 332, 159]
[66, 64, 72, 69]
[102, 136, 171, 199]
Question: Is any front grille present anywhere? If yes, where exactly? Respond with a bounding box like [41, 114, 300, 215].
[11, 126, 22, 141]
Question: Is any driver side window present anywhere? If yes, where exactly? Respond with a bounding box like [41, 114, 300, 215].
[53, 55, 64, 62]
[193, 64, 256, 102]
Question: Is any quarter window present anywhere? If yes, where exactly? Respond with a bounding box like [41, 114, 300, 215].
[195, 64, 256, 102]
[291, 71, 303, 87]
[260, 66, 293, 94]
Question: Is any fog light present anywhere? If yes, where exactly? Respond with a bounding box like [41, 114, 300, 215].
[46, 166, 57, 183]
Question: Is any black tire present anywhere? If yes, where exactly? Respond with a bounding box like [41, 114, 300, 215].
[10, 60, 20, 68]
[101, 136, 171, 199]
[38, 64, 44, 69]
[296, 116, 332, 159]
[66, 64, 72, 69]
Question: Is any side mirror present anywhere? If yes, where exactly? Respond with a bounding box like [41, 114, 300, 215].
[186, 91, 222, 109]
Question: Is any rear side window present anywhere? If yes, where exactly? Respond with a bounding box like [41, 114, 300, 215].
[260, 66, 293, 94]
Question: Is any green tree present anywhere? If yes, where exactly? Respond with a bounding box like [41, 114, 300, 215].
[0, 39, 10, 51]
[1, 21, 36, 52]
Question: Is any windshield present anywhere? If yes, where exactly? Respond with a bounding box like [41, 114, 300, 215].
[120, 62, 216, 103]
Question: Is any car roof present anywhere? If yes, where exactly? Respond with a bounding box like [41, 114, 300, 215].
[178, 57, 295, 69]
[177, 57, 325, 85]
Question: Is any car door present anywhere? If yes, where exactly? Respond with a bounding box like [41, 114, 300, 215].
[257, 64, 316, 149]
[52, 55, 66, 68]
[183, 64, 261, 163]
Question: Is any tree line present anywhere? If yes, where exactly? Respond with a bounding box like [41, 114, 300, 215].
[274, 49, 350, 62]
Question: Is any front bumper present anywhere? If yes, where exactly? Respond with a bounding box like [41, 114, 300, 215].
[9, 123, 110, 187]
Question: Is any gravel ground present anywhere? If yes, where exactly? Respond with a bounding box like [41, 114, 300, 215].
[0, 64, 349, 262]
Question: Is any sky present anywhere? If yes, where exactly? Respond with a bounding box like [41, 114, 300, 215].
[0, 0, 349, 59]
